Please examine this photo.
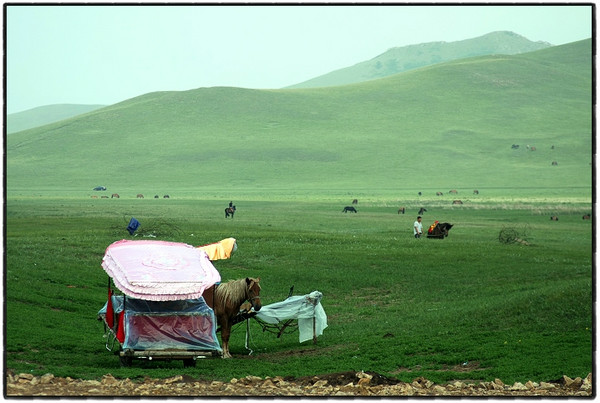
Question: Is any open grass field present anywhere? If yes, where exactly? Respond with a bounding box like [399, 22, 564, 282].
[5, 191, 592, 385]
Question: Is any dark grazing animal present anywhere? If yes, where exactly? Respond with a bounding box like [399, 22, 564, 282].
[418, 207, 427, 215]
[452, 200, 463, 205]
[582, 214, 591, 220]
[111, 193, 120, 198]
[343, 206, 357, 213]
[449, 190, 458, 194]
[427, 222, 454, 239]
[398, 207, 406, 214]
[436, 192, 443, 196]
[225, 206, 236, 218]
[163, 195, 170, 198]
[473, 190, 479, 194]
[552, 161, 558, 166]
[352, 199, 358, 205]
[137, 194, 144, 198]
[550, 216, 559, 221]
[213, 278, 262, 358]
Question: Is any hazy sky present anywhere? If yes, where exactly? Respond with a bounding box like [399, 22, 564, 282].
[6, 3, 593, 113]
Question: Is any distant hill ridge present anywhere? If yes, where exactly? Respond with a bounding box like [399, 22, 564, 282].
[287, 31, 552, 88]
[7, 38, 591, 194]
[7, 104, 106, 134]
[7, 31, 549, 134]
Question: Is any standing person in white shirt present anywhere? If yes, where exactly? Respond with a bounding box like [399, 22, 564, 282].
[413, 216, 423, 238]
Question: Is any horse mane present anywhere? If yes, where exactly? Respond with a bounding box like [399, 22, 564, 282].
[214, 278, 260, 315]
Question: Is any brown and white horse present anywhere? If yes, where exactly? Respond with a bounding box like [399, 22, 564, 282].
[213, 277, 262, 358]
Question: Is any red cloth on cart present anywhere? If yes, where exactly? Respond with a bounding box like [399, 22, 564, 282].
[116, 310, 125, 343]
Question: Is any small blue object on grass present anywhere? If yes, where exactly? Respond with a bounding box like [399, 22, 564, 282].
[127, 217, 140, 235]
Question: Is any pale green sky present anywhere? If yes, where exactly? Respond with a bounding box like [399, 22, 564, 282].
[6, 4, 593, 113]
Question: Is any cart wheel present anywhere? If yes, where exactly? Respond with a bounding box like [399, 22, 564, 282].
[183, 358, 196, 368]
[119, 355, 133, 367]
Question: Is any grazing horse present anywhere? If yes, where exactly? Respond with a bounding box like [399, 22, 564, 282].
[163, 195, 170, 198]
[342, 206, 357, 213]
[473, 190, 479, 194]
[550, 216, 559, 221]
[398, 207, 405, 214]
[418, 207, 427, 215]
[111, 193, 120, 198]
[137, 194, 144, 198]
[352, 199, 358, 205]
[449, 190, 458, 194]
[436, 192, 443, 196]
[427, 222, 454, 239]
[225, 206, 236, 218]
[452, 200, 463, 205]
[583, 214, 591, 220]
[552, 161, 558, 166]
[213, 277, 262, 358]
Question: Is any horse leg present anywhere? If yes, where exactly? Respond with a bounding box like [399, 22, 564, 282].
[220, 320, 232, 358]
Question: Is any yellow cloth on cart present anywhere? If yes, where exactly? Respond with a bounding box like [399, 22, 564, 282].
[197, 238, 237, 260]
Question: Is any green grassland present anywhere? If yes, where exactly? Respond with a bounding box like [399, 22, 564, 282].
[5, 195, 592, 385]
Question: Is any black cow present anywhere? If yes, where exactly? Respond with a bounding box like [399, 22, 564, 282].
[343, 206, 357, 213]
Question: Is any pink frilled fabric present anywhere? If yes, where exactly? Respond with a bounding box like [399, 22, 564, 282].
[102, 240, 221, 301]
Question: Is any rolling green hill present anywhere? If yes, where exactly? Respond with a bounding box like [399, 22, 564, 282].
[7, 39, 591, 197]
[287, 31, 551, 89]
[7, 104, 106, 134]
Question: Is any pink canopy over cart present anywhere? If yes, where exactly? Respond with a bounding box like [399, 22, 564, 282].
[102, 239, 221, 301]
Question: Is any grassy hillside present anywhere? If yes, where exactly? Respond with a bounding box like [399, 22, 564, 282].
[7, 39, 591, 198]
[287, 31, 551, 89]
[7, 104, 106, 134]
